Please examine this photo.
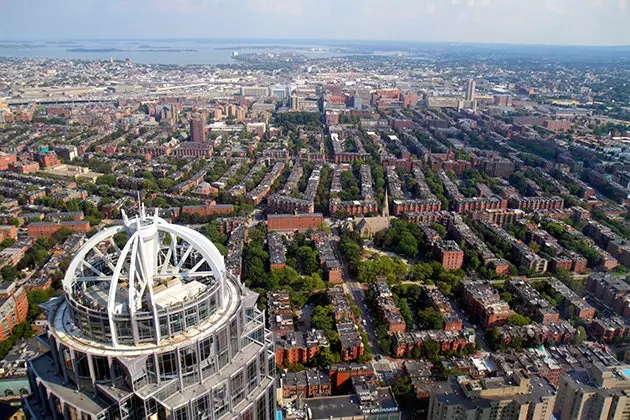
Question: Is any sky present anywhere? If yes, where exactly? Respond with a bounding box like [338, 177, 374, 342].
[0, 0, 629, 46]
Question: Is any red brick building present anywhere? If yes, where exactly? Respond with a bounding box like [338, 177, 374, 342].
[0, 153, 17, 171]
[328, 364, 375, 389]
[38, 152, 61, 168]
[508, 196, 564, 211]
[0, 282, 29, 341]
[392, 199, 442, 216]
[588, 318, 629, 344]
[275, 330, 329, 368]
[11, 161, 40, 174]
[180, 202, 234, 218]
[434, 240, 464, 271]
[0, 225, 18, 241]
[392, 329, 475, 358]
[282, 370, 332, 399]
[454, 197, 508, 213]
[27, 221, 91, 238]
[462, 281, 514, 328]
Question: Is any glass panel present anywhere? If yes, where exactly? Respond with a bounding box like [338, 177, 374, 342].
[158, 351, 177, 379]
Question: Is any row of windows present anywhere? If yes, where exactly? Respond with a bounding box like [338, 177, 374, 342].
[68, 284, 221, 345]
[172, 385, 274, 420]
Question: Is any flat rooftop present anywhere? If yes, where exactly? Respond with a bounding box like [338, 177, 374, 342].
[30, 353, 109, 416]
[307, 388, 398, 419]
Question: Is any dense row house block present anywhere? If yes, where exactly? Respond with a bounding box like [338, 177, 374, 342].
[327, 287, 365, 361]
[546, 278, 595, 320]
[27, 220, 91, 238]
[180, 201, 235, 218]
[282, 370, 332, 399]
[267, 195, 314, 214]
[329, 198, 378, 216]
[454, 197, 508, 213]
[370, 280, 407, 333]
[496, 321, 577, 347]
[267, 213, 324, 233]
[392, 199, 442, 216]
[467, 209, 525, 227]
[588, 317, 630, 344]
[462, 281, 514, 328]
[423, 287, 463, 331]
[507, 280, 560, 325]
[587, 273, 630, 318]
[548, 255, 588, 274]
[274, 330, 329, 368]
[508, 196, 565, 211]
[328, 364, 376, 389]
[0, 282, 29, 340]
[267, 290, 294, 336]
[405, 211, 452, 225]
[315, 237, 343, 284]
[391, 329, 476, 358]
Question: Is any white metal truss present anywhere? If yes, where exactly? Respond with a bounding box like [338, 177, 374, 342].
[62, 205, 228, 347]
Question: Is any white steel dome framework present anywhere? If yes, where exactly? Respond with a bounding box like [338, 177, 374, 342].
[24, 206, 276, 420]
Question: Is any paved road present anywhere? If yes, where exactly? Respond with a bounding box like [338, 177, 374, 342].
[343, 281, 385, 357]
[332, 239, 385, 357]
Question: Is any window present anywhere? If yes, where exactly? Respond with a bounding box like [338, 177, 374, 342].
[259, 353, 267, 379]
[138, 319, 155, 342]
[200, 336, 216, 378]
[242, 407, 254, 420]
[218, 328, 229, 369]
[246, 361, 258, 393]
[199, 300, 209, 322]
[193, 394, 210, 420]
[231, 371, 244, 406]
[185, 307, 198, 329]
[256, 395, 266, 420]
[89, 316, 104, 338]
[267, 387, 274, 420]
[115, 321, 133, 344]
[174, 405, 188, 420]
[267, 353, 275, 378]
[213, 383, 229, 418]
[209, 294, 218, 315]
[158, 351, 177, 379]
[170, 312, 183, 335]
[75, 352, 90, 378]
[180, 346, 198, 376]
[92, 356, 109, 382]
[248, 326, 264, 344]
[145, 356, 157, 383]
[230, 318, 239, 357]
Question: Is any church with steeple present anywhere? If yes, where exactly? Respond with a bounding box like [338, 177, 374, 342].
[353, 189, 392, 239]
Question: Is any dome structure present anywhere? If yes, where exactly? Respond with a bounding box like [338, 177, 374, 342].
[24, 207, 276, 420]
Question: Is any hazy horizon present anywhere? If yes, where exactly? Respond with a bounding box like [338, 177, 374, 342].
[1, 0, 629, 47]
[1, 37, 630, 49]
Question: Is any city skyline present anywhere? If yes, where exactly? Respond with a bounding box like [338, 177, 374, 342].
[1, 0, 630, 46]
